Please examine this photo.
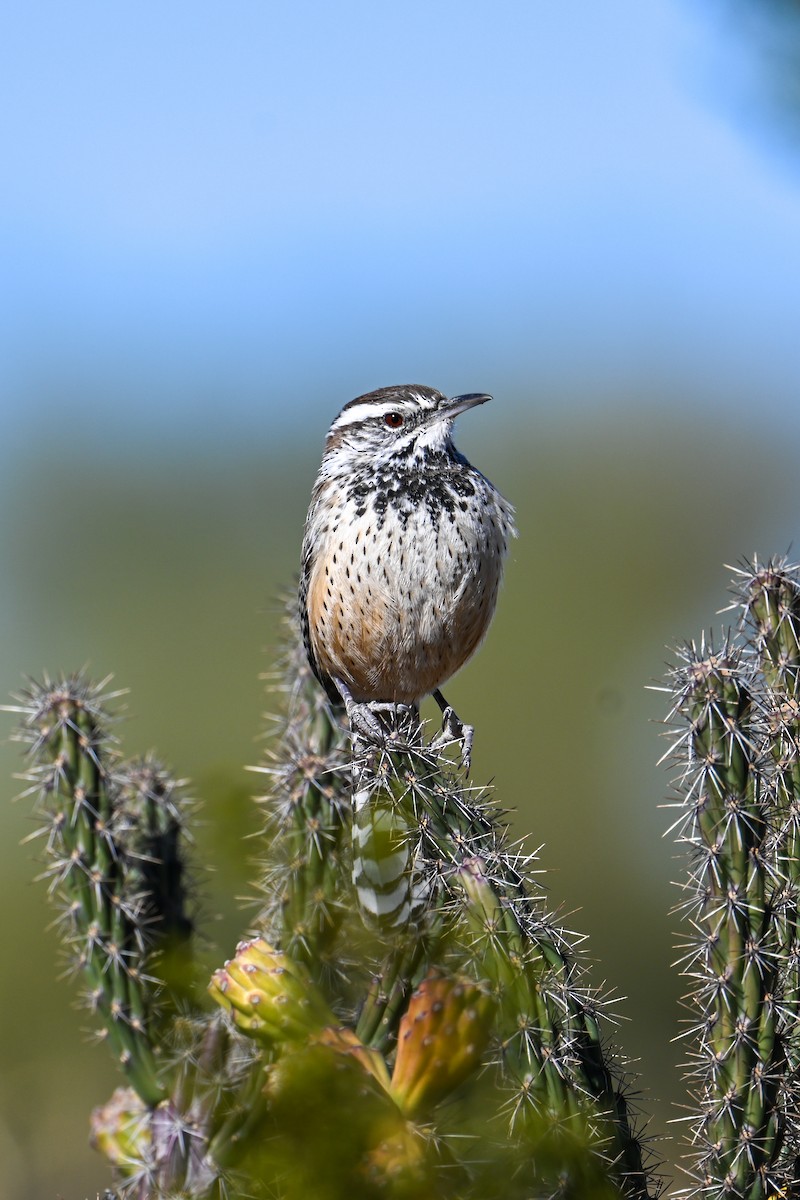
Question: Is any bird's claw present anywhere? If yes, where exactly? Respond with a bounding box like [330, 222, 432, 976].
[345, 700, 418, 751]
[345, 700, 388, 746]
[431, 706, 474, 772]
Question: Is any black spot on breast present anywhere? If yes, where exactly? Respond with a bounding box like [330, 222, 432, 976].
[450, 474, 476, 499]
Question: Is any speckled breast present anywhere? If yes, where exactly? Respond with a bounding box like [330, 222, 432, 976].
[306, 471, 510, 704]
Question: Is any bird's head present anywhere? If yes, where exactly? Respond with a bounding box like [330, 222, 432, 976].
[321, 384, 491, 473]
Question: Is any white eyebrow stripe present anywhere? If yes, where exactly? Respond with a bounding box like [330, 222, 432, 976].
[330, 400, 407, 430]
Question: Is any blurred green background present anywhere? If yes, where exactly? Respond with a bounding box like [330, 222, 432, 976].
[4, 1, 800, 1196]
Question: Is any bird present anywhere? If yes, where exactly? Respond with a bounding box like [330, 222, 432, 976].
[299, 384, 516, 767]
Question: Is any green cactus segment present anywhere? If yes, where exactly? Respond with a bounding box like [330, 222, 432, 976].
[209, 936, 336, 1045]
[253, 620, 353, 979]
[456, 855, 574, 1112]
[455, 854, 648, 1195]
[356, 937, 430, 1056]
[735, 557, 800, 697]
[112, 755, 194, 948]
[344, 739, 653, 1198]
[667, 640, 785, 1198]
[736, 558, 800, 1080]
[112, 755, 196, 1028]
[389, 970, 495, 1117]
[10, 676, 165, 1106]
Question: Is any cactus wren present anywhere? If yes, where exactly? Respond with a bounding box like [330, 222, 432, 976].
[299, 384, 516, 765]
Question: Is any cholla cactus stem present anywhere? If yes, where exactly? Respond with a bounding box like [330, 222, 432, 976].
[666, 639, 786, 1197]
[11, 680, 166, 1106]
[254, 649, 353, 983]
[735, 558, 800, 1077]
[346, 735, 651, 1195]
[356, 938, 429, 1053]
[208, 1079, 270, 1173]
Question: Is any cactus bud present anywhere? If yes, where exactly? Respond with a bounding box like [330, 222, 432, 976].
[90, 1086, 151, 1174]
[389, 971, 494, 1117]
[362, 1120, 431, 1193]
[209, 936, 335, 1045]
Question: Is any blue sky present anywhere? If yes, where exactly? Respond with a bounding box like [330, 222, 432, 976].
[3, 0, 800, 448]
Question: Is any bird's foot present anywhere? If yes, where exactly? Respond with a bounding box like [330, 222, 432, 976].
[345, 699, 389, 746]
[334, 678, 418, 751]
[430, 706, 474, 772]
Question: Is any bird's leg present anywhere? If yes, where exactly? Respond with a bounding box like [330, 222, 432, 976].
[430, 689, 474, 771]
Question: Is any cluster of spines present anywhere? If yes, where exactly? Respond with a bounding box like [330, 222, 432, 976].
[664, 556, 800, 1198]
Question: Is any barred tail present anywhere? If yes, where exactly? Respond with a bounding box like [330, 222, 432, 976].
[351, 780, 414, 928]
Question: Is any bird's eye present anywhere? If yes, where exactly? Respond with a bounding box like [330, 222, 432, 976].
[384, 412, 404, 428]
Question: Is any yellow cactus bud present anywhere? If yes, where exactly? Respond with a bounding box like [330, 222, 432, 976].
[90, 1086, 151, 1173]
[208, 936, 335, 1045]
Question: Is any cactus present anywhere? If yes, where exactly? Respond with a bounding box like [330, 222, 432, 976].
[17, 562, 800, 1198]
[9, 606, 658, 1199]
[7, 676, 270, 1196]
[662, 556, 800, 1198]
[9, 675, 167, 1107]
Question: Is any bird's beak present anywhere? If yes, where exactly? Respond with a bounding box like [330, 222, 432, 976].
[442, 393, 492, 419]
